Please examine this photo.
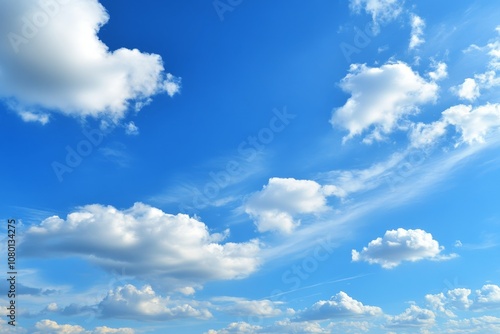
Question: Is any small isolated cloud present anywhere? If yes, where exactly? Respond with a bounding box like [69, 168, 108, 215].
[352, 228, 456, 269]
[331, 62, 438, 143]
[349, 0, 404, 34]
[0, 0, 180, 125]
[428, 62, 448, 81]
[453, 78, 480, 101]
[34, 319, 134, 334]
[99, 284, 212, 321]
[295, 291, 382, 321]
[244, 177, 334, 234]
[386, 305, 436, 328]
[124, 121, 139, 136]
[409, 14, 425, 50]
[409, 120, 448, 148]
[20, 203, 260, 290]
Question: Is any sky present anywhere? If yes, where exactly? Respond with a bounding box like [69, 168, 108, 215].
[0, 0, 500, 333]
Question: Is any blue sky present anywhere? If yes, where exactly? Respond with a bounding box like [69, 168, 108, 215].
[1, 0, 500, 333]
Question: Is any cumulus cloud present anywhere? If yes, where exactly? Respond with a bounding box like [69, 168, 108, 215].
[426, 284, 500, 317]
[124, 121, 139, 136]
[244, 178, 335, 234]
[34, 319, 134, 334]
[454, 78, 480, 101]
[0, 0, 180, 125]
[410, 103, 500, 147]
[331, 62, 438, 143]
[20, 203, 260, 290]
[454, 27, 500, 102]
[474, 284, 500, 310]
[349, 0, 404, 34]
[409, 14, 425, 50]
[98, 284, 211, 321]
[295, 291, 382, 321]
[386, 305, 436, 328]
[428, 62, 448, 81]
[352, 228, 456, 269]
[409, 120, 448, 148]
[442, 103, 500, 145]
[426, 288, 473, 317]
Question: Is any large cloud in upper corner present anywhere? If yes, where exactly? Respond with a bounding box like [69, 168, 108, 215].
[0, 0, 180, 125]
[19, 202, 260, 291]
[352, 228, 457, 269]
[331, 62, 438, 144]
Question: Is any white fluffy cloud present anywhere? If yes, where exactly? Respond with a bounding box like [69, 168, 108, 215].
[474, 284, 500, 310]
[349, 0, 403, 34]
[352, 228, 456, 269]
[409, 120, 448, 148]
[386, 305, 436, 328]
[426, 284, 500, 317]
[454, 78, 480, 101]
[409, 14, 425, 50]
[295, 291, 382, 321]
[0, 0, 180, 124]
[98, 284, 211, 321]
[244, 178, 335, 234]
[442, 104, 500, 145]
[331, 62, 438, 143]
[410, 103, 500, 147]
[20, 203, 260, 290]
[426, 288, 473, 317]
[34, 320, 134, 334]
[454, 27, 500, 102]
[428, 62, 448, 81]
